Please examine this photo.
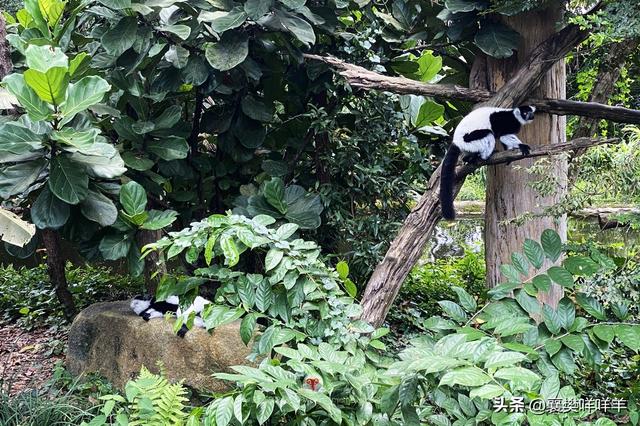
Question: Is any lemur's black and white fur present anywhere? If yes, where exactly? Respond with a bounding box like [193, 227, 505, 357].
[439, 106, 536, 220]
[130, 295, 211, 338]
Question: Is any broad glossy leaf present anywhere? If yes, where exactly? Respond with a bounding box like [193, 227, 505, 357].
[575, 293, 606, 320]
[141, 209, 178, 230]
[69, 144, 126, 179]
[474, 22, 520, 59]
[285, 194, 322, 229]
[3, 74, 51, 121]
[206, 7, 247, 33]
[52, 128, 99, 151]
[439, 366, 492, 387]
[593, 324, 615, 343]
[120, 181, 147, 216]
[615, 325, 640, 351]
[547, 266, 574, 287]
[60, 76, 111, 124]
[278, 10, 315, 45]
[245, 0, 272, 20]
[413, 50, 442, 82]
[100, 233, 133, 260]
[241, 96, 274, 122]
[0, 159, 46, 198]
[563, 256, 599, 276]
[484, 351, 526, 369]
[147, 136, 189, 160]
[49, 155, 89, 204]
[412, 100, 444, 128]
[445, 0, 487, 13]
[205, 32, 248, 71]
[541, 229, 562, 261]
[24, 67, 68, 105]
[469, 384, 505, 400]
[215, 396, 234, 426]
[220, 234, 239, 266]
[437, 300, 467, 322]
[25, 44, 68, 72]
[494, 367, 540, 386]
[101, 16, 137, 56]
[38, 0, 64, 27]
[81, 190, 118, 226]
[240, 313, 257, 345]
[157, 24, 191, 40]
[0, 122, 43, 154]
[263, 178, 286, 214]
[31, 187, 70, 229]
[523, 238, 544, 269]
[97, 0, 131, 9]
[556, 298, 575, 331]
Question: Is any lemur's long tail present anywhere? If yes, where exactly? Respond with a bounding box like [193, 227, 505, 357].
[439, 144, 461, 220]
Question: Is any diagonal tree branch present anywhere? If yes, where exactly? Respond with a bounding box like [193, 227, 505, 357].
[306, 54, 640, 125]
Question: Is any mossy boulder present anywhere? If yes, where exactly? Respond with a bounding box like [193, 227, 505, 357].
[66, 301, 252, 391]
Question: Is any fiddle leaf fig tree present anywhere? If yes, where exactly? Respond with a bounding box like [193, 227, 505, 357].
[0, 43, 122, 316]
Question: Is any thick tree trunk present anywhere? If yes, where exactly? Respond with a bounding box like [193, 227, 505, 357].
[482, 8, 567, 306]
[41, 228, 76, 319]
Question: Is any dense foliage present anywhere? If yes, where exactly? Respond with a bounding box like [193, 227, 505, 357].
[0, 263, 141, 328]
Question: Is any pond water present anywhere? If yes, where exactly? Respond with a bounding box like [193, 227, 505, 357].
[424, 217, 640, 262]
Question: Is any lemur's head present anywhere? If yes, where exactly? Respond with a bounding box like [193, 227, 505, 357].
[130, 295, 152, 314]
[514, 105, 536, 124]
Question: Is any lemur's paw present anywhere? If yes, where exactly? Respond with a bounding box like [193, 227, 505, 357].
[519, 144, 531, 156]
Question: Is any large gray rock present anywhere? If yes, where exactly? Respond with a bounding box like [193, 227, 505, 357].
[66, 301, 253, 391]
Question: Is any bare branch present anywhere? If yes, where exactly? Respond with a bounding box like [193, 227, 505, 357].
[306, 55, 640, 125]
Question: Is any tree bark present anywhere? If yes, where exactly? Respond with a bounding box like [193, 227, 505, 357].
[357, 136, 616, 326]
[41, 228, 76, 319]
[138, 229, 166, 294]
[0, 15, 11, 79]
[483, 7, 567, 306]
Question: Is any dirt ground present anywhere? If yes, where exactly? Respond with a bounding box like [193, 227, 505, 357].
[0, 324, 67, 395]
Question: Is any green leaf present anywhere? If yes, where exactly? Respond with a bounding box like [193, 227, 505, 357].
[216, 396, 234, 426]
[241, 96, 274, 122]
[593, 324, 615, 343]
[100, 233, 133, 260]
[297, 390, 341, 424]
[413, 50, 442, 82]
[263, 178, 287, 214]
[563, 256, 599, 276]
[484, 351, 526, 369]
[52, 128, 99, 151]
[278, 12, 315, 45]
[547, 266, 574, 287]
[560, 334, 584, 352]
[530, 274, 550, 292]
[239, 313, 257, 345]
[2, 74, 51, 121]
[494, 367, 540, 386]
[556, 298, 575, 331]
[544, 338, 562, 357]
[523, 239, 544, 269]
[24, 67, 68, 105]
[474, 22, 520, 58]
[60, 76, 111, 124]
[121, 152, 154, 171]
[158, 24, 191, 40]
[25, 45, 68, 72]
[69, 53, 91, 78]
[31, 187, 70, 229]
[147, 137, 189, 160]
[336, 261, 349, 280]
[344, 279, 357, 298]
[540, 229, 562, 261]
[48, 156, 89, 205]
[141, 210, 178, 230]
[207, 7, 247, 33]
[245, 0, 272, 20]
[510, 252, 529, 276]
[205, 32, 248, 71]
[120, 181, 147, 216]
[616, 325, 640, 351]
[539, 374, 560, 399]
[439, 366, 492, 387]
[438, 300, 468, 322]
[265, 248, 284, 272]
[445, 0, 487, 13]
[469, 384, 505, 400]
[451, 286, 476, 312]
[412, 100, 444, 128]
[515, 290, 540, 316]
[81, 190, 118, 226]
[97, 0, 131, 9]
[543, 304, 562, 334]
[101, 16, 138, 56]
[256, 398, 275, 425]
[575, 293, 606, 320]
[285, 194, 322, 229]
[0, 122, 43, 154]
[255, 279, 273, 312]
[220, 234, 239, 266]
[0, 159, 45, 198]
